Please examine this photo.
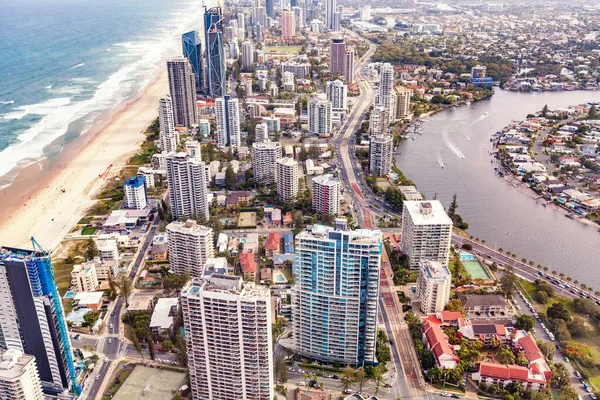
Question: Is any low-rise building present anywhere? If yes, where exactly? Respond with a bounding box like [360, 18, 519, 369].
[240, 252, 257, 281]
[73, 291, 104, 310]
[149, 298, 179, 335]
[265, 233, 281, 258]
[458, 294, 508, 315]
[71, 263, 99, 292]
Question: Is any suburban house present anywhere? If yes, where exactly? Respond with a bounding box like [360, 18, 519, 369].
[458, 294, 508, 315]
[265, 233, 281, 258]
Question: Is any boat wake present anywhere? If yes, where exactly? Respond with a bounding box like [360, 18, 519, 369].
[442, 131, 465, 159]
[69, 63, 85, 70]
[436, 152, 445, 168]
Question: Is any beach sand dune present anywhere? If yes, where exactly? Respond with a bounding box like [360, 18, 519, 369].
[0, 69, 168, 251]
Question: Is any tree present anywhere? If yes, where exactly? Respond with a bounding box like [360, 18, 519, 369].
[547, 302, 571, 323]
[225, 165, 236, 189]
[445, 298, 466, 317]
[162, 339, 174, 352]
[573, 298, 600, 317]
[117, 274, 133, 307]
[131, 333, 143, 357]
[85, 238, 99, 260]
[174, 332, 188, 366]
[514, 315, 535, 331]
[541, 104, 549, 117]
[496, 346, 515, 365]
[83, 310, 100, 327]
[372, 365, 385, 395]
[355, 367, 366, 393]
[538, 341, 555, 360]
[551, 362, 571, 389]
[536, 281, 555, 297]
[163, 272, 191, 293]
[558, 387, 580, 400]
[148, 338, 155, 360]
[535, 290, 549, 304]
[447, 193, 458, 221]
[568, 316, 587, 337]
[499, 264, 517, 298]
[340, 366, 355, 393]
[588, 105, 598, 120]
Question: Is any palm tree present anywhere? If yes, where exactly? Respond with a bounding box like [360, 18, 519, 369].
[551, 270, 557, 276]
[303, 372, 311, 387]
[566, 276, 572, 282]
[543, 266, 549, 272]
[574, 280, 579, 286]
[340, 366, 355, 393]
[117, 273, 133, 307]
[581, 283, 588, 291]
[559, 273, 565, 279]
[373, 365, 385, 395]
[537, 264, 542, 270]
[355, 367, 367, 393]
[595, 291, 600, 297]
[498, 248, 504, 253]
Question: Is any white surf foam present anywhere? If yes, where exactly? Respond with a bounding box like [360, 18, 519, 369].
[1, 97, 72, 120]
[69, 62, 85, 70]
[0, 100, 15, 105]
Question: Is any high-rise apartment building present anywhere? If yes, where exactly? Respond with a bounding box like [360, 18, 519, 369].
[215, 96, 241, 148]
[312, 174, 340, 216]
[255, 122, 269, 143]
[281, 10, 296, 38]
[252, 142, 282, 185]
[205, 6, 226, 97]
[167, 57, 198, 128]
[276, 157, 298, 203]
[292, 6, 305, 29]
[329, 38, 345, 76]
[0, 246, 78, 393]
[308, 96, 332, 136]
[166, 152, 209, 221]
[166, 220, 215, 277]
[378, 63, 396, 121]
[401, 201, 453, 270]
[0, 349, 44, 400]
[182, 30, 204, 92]
[325, 0, 336, 30]
[368, 134, 393, 176]
[292, 225, 381, 365]
[332, 8, 341, 32]
[241, 41, 255, 72]
[158, 96, 179, 153]
[369, 106, 389, 136]
[417, 260, 451, 314]
[394, 86, 412, 120]
[326, 79, 347, 112]
[344, 48, 355, 83]
[181, 275, 274, 400]
[266, 0, 274, 18]
[123, 176, 147, 210]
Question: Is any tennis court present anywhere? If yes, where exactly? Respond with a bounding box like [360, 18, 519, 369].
[463, 260, 490, 280]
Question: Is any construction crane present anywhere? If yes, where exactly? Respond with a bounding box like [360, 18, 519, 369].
[98, 163, 113, 179]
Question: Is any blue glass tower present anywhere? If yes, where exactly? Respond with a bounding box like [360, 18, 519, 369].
[204, 6, 226, 97]
[0, 241, 80, 395]
[266, 0, 274, 18]
[182, 31, 204, 93]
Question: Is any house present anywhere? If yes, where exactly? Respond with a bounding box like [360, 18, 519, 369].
[265, 233, 281, 257]
[472, 362, 547, 391]
[421, 319, 460, 369]
[458, 294, 508, 315]
[73, 291, 104, 311]
[203, 257, 232, 277]
[149, 298, 179, 335]
[226, 191, 252, 208]
[283, 233, 294, 254]
[261, 267, 273, 283]
[102, 208, 151, 232]
[240, 252, 257, 281]
[149, 243, 168, 261]
[283, 211, 293, 226]
[459, 324, 511, 346]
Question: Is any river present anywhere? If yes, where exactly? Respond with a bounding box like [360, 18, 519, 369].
[395, 89, 600, 290]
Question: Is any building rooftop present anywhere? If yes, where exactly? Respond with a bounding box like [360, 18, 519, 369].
[203, 257, 230, 277]
[458, 294, 507, 307]
[150, 298, 178, 330]
[124, 176, 145, 188]
[73, 291, 104, 306]
[166, 220, 212, 236]
[403, 200, 453, 225]
[0, 349, 37, 381]
[183, 275, 269, 300]
[312, 173, 339, 186]
[420, 260, 451, 280]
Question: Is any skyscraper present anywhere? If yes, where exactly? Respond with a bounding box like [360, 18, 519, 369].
[252, 141, 282, 185]
[378, 63, 396, 121]
[241, 41, 255, 72]
[181, 275, 274, 400]
[292, 6, 305, 29]
[266, 0, 274, 18]
[166, 220, 215, 277]
[369, 133, 393, 176]
[329, 38, 345, 76]
[281, 10, 296, 38]
[326, 79, 347, 112]
[215, 96, 241, 148]
[394, 86, 412, 120]
[312, 174, 341, 216]
[158, 96, 179, 153]
[123, 176, 148, 210]
[0, 245, 79, 394]
[276, 157, 298, 203]
[204, 7, 226, 97]
[167, 57, 198, 128]
[344, 48, 355, 83]
[417, 260, 451, 314]
[308, 96, 332, 136]
[292, 225, 382, 365]
[325, 0, 336, 30]
[369, 106, 390, 136]
[401, 201, 453, 270]
[255, 122, 269, 143]
[0, 349, 44, 400]
[182, 30, 204, 92]
[166, 152, 209, 221]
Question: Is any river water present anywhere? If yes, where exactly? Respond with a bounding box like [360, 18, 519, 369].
[395, 89, 600, 290]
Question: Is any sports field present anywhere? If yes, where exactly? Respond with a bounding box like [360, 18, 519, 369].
[113, 365, 185, 400]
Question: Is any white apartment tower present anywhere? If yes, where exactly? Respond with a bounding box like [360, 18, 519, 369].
[181, 275, 274, 400]
[395, 86, 412, 120]
[252, 142, 283, 185]
[166, 152, 209, 221]
[312, 174, 340, 216]
[166, 220, 215, 277]
[369, 106, 389, 137]
[325, 0, 336, 30]
[401, 201, 453, 270]
[417, 260, 452, 314]
[276, 157, 299, 203]
[255, 122, 269, 143]
[344, 48, 355, 83]
[215, 96, 241, 148]
[369, 134, 393, 177]
[167, 57, 198, 128]
[292, 225, 382, 365]
[378, 63, 396, 121]
[241, 41, 254, 72]
[326, 79, 347, 112]
[123, 176, 148, 210]
[308, 97, 333, 136]
[158, 96, 179, 153]
[0, 349, 44, 400]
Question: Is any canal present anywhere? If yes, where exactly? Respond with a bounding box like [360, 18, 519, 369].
[395, 89, 600, 290]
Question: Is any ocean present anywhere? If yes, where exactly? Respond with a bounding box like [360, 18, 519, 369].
[0, 0, 210, 188]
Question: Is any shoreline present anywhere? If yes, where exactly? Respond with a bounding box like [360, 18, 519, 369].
[0, 60, 173, 251]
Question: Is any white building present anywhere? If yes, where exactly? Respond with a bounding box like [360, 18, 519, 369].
[360, 5, 371, 21]
[166, 220, 215, 277]
[312, 174, 340, 216]
[369, 106, 389, 136]
[325, 0, 336, 30]
[292, 225, 381, 365]
[308, 97, 333, 136]
[292, 6, 305, 29]
[0, 349, 43, 400]
[185, 140, 201, 160]
[216, 96, 241, 148]
[167, 57, 198, 128]
[401, 201, 453, 270]
[241, 41, 255, 72]
[252, 142, 282, 185]
[417, 261, 451, 313]
[198, 119, 211, 137]
[255, 122, 269, 143]
[71, 263, 99, 292]
[369, 134, 393, 176]
[276, 157, 299, 203]
[149, 298, 179, 335]
[166, 152, 209, 221]
[137, 167, 156, 188]
[263, 116, 281, 133]
[282, 71, 295, 92]
[123, 176, 148, 210]
[378, 63, 396, 122]
[158, 96, 179, 153]
[181, 275, 274, 400]
[326, 79, 347, 112]
[96, 238, 119, 262]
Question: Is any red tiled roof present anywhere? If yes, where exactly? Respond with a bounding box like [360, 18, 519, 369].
[265, 233, 281, 251]
[479, 362, 529, 381]
[240, 253, 257, 273]
[423, 321, 456, 360]
[518, 334, 544, 362]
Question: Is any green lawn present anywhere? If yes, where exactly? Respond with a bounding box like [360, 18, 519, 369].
[81, 226, 97, 235]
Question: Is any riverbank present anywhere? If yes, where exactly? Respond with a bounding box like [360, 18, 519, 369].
[0, 66, 171, 251]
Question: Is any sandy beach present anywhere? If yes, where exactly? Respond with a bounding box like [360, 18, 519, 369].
[0, 67, 170, 251]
